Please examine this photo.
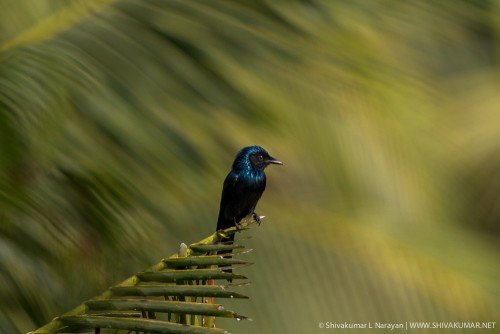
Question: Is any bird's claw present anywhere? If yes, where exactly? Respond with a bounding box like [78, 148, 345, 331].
[252, 212, 261, 226]
[234, 220, 242, 230]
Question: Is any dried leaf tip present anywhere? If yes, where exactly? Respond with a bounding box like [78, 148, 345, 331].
[179, 243, 188, 257]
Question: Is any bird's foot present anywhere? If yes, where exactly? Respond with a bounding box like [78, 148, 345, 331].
[234, 219, 242, 230]
[252, 212, 262, 226]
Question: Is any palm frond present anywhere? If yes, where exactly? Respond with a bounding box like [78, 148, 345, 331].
[1, 1, 499, 333]
[30, 219, 257, 334]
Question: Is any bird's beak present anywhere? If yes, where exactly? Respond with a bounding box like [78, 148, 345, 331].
[267, 157, 283, 165]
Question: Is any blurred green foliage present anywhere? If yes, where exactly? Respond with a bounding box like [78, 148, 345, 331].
[0, 0, 499, 333]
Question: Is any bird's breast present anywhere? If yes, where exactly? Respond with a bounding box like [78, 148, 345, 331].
[241, 170, 265, 189]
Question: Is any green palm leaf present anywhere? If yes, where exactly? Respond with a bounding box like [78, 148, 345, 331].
[1, 1, 499, 334]
[30, 220, 255, 334]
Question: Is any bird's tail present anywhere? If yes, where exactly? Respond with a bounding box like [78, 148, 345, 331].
[217, 227, 235, 277]
[218, 233, 235, 252]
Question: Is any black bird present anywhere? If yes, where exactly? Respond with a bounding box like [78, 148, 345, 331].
[216, 146, 282, 240]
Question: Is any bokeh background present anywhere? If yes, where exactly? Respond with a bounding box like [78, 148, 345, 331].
[1, 1, 499, 333]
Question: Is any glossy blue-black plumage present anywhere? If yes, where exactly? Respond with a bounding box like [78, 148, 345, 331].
[216, 146, 281, 234]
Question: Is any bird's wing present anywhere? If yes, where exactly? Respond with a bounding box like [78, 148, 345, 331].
[220, 171, 243, 220]
[225, 174, 263, 218]
[225, 171, 239, 187]
[217, 170, 266, 231]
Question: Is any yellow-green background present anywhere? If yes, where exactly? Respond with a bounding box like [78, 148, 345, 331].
[1, 1, 499, 333]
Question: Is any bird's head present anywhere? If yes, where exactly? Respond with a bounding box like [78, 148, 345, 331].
[232, 146, 283, 171]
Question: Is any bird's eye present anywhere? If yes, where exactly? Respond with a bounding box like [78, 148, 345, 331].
[258, 155, 264, 161]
